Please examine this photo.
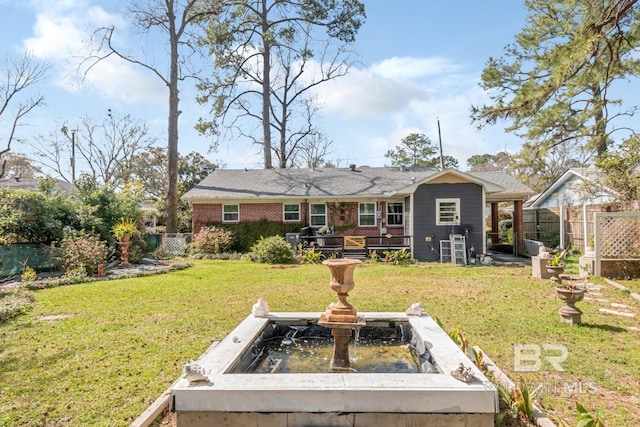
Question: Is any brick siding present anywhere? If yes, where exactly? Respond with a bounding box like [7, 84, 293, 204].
[192, 201, 407, 237]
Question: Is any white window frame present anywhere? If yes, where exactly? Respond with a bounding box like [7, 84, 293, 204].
[436, 198, 460, 226]
[283, 203, 301, 222]
[358, 202, 377, 227]
[222, 204, 239, 222]
[386, 202, 404, 226]
[309, 203, 327, 227]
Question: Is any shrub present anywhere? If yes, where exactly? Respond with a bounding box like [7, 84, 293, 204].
[207, 220, 300, 252]
[298, 248, 322, 264]
[57, 231, 110, 275]
[0, 289, 34, 322]
[367, 250, 381, 263]
[498, 219, 513, 243]
[64, 267, 89, 283]
[248, 236, 294, 264]
[20, 266, 37, 287]
[127, 244, 144, 264]
[190, 226, 234, 255]
[383, 248, 414, 265]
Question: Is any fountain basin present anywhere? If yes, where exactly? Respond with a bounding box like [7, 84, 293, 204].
[171, 311, 498, 426]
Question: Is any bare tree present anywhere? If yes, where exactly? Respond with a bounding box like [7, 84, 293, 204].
[197, 0, 365, 169]
[82, 0, 218, 233]
[0, 54, 48, 178]
[31, 112, 157, 187]
[293, 131, 333, 169]
[0, 152, 41, 179]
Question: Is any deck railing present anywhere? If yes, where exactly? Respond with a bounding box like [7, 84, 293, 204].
[299, 235, 411, 253]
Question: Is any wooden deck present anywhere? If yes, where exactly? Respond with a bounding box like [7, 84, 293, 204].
[300, 235, 411, 259]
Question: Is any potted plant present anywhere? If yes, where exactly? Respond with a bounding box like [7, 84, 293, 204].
[112, 218, 139, 242]
[546, 249, 568, 281]
[111, 218, 140, 266]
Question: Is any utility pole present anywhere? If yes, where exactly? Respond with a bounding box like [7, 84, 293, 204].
[71, 129, 76, 182]
[61, 125, 77, 182]
[437, 118, 444, 170]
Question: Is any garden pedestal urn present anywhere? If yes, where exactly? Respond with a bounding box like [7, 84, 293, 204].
[556, 286, 585, 325]
[318, 258, 365, 371]
[547, 264, 565, 285]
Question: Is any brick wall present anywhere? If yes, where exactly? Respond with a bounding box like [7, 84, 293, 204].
[193, 202, 298, 232]
[192, 201, 407, 237]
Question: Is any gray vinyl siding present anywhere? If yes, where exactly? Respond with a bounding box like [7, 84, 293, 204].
[412, 183, 484, 261]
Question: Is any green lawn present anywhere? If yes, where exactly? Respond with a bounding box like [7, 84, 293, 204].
[1, 260, 639, 426]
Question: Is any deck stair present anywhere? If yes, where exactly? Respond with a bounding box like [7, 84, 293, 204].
[343, 236, 367, 260]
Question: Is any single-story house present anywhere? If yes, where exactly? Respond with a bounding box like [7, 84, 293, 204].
[524, 168, 618, 251]
[182, 166, 533, 262]
[0, 176, 74, 193]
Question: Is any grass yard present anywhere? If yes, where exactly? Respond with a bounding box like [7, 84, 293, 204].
[1, 260, 639, 426]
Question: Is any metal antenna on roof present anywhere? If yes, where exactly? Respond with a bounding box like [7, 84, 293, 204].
[437, 118, 444, 171]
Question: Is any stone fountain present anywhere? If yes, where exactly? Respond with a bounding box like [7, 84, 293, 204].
[170, 259, 499, 426]
[317, 258, 365, 371]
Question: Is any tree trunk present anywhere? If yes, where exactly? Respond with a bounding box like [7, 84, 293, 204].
[166, 1, 180, 233]
[261, 0, 272, 169]
[592, 85, 608, 157]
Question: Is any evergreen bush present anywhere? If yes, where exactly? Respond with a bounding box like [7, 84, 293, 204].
[248, 235, 294, 264]
[207, 220, 300, 252]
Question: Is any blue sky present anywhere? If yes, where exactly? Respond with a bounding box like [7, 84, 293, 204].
[1, 0, 531, 173]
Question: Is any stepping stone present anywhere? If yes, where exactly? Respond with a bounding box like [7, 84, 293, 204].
[599, 308, 635, 318]
[584, 297, 608, 303]
[611, 303, 630, 309]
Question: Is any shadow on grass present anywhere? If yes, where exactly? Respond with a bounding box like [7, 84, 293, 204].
[578, 322, 627, 332]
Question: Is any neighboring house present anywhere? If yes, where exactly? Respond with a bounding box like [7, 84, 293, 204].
[0, 176, 74, 193]
[182, 166, 533, 262]
[524, 168, 617, 251]
[140, 202, 158, 234]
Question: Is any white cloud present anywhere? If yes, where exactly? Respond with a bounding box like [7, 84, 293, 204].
[316, 56, 519, 168]
[316, 68, 430, 119]
[370, 56, 461, 80]
[22, 1, 164, 105]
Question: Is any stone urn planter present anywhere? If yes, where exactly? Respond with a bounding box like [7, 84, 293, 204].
[556, 286, 585, 325]
[546, 264, 565, 284]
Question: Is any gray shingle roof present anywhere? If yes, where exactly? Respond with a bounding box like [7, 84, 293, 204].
[0, 177, 74, 193]
[470, 170, 534, 197]
[182, 167, 533, 201]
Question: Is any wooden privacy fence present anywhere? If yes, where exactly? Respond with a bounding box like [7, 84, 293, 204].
[523, 205, 609, 250]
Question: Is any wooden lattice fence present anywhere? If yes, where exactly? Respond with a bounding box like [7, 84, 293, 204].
[162, 233, 191, 256]
[594, 212, 640, 277]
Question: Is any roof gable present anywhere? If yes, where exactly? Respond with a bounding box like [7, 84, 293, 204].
[391, 169, 505, 195]
[528, 168, 617, 208]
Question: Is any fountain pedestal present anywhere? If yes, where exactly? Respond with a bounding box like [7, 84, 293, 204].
[318, 258, 365, 371]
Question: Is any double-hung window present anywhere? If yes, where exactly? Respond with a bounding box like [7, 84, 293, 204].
[309, 203, 327, 227]
[436, 198, 460, 225]
[283, 204, 300, 222]
[222, 204, 239, 222]
[359, 203, 376, 226]
[386, 202, 404, 225]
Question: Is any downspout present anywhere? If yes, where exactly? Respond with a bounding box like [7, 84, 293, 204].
[559, 205, 565, 249]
